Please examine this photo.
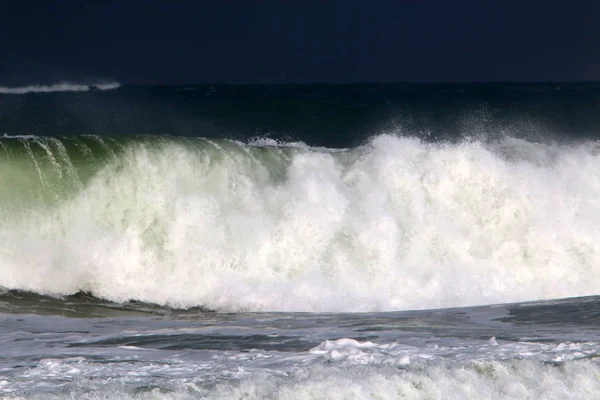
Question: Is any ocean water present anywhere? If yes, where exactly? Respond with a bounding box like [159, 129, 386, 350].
[1, 82, 600, 399]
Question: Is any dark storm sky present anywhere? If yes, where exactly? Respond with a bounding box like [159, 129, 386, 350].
[1, 0, 599, 85]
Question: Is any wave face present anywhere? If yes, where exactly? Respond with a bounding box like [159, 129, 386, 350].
[1, 134, 600, 312]
[0, 81, 120, 94]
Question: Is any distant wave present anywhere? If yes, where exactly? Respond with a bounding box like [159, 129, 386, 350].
[0, 81, 121, 94]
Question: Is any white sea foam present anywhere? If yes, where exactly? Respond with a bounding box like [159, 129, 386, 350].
[307, 337, 600, 365]
[6, 356, 600, 399]
[3, 333, 600, 399]
[177, 360, 600, 400]
[0, 81, 120, 94]
[2, 135, 600, 311]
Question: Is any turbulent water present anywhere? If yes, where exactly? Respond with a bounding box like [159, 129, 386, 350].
[1, 82, 600, 398]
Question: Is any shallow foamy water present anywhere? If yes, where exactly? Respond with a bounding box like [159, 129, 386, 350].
[1, 295, 600, 398]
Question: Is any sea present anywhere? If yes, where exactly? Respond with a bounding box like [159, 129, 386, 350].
[1, 81, 600, 399]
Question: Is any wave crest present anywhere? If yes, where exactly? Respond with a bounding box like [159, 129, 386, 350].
[0, 81, 121, 94]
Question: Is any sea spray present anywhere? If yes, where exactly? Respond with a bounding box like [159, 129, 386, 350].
[1, 134, 600, 311]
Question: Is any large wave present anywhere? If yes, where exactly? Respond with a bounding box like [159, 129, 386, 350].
[1, 134, 600, 312]
[0, 81, 120, 94]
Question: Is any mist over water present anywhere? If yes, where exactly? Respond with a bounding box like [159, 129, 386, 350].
[1, 133, 599, 312]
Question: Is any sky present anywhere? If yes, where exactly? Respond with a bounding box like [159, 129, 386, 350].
[1, 0, 599, 85]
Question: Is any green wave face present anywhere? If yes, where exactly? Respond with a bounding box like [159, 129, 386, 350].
[0, 136, 115, 210]
[0, 135, 292, 211]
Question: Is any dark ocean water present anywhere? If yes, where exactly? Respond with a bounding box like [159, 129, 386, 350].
[2, 82, 600, 146]
[1, 82, 600, 398]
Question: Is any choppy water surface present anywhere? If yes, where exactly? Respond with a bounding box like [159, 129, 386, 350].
[1, 293, 600, 398]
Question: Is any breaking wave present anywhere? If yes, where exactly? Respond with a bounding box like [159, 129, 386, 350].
[1, 134, 600, 312]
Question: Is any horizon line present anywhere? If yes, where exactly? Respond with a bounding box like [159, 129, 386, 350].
[2, 79, 600, 88]
[122, 79, 600, 86]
